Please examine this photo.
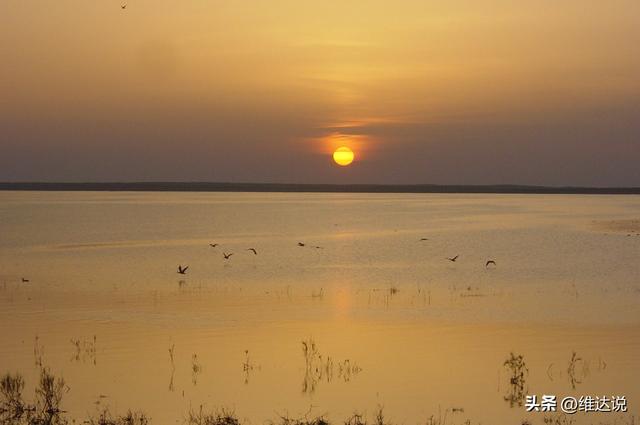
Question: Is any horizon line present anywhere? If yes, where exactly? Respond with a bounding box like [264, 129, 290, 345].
[1, 182, 640, 194]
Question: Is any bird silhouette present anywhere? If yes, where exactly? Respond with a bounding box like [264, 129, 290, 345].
[297, 242, 305, 247]
[209, 243, 219, 248]
[177, 265, 188, 274]
[246, 248, 257, 255]
[420, 238, 429, 241]
[223, 252, 234, 260]
[21, 278, 30, 283]
[121, 3, 127, 9]
[485, 260, 497, 268]
[447, 255, 459, 262]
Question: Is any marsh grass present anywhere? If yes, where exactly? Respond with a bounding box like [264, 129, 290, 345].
[70, 336, 97, 365]
[2, 377, 636, 425]
[36, 368, 67, 417]
[87, 335, 98, 365]
[242, 350, 260, 385]
[343, 413, 366, 425]
[275, 414, 329, 425]
[0, 373, 26, 415]
[87, 408, 150, 425]
[337, 360, 362, 382]
[169, 345, 176, 367]
[1, 371, 147, 425]
[194, 406, 384, 425]
[70, 339, 81, 362]
[0, 368, 67, 425]
[423, 406, 471, 425]
[301, 339, 323, 394]
[169, 344, 176, 392]
[301, 339, 362, 392]
[192, 354, 202, 386]
[504, 352, 528, 407]
[412, 285, 431, 307]
[542, 413, 575, 425]
[33, 336, 44, 369]
[271, 406, 329, 425]
[187, 406, 240, 425]
[566, 351, 590, 389]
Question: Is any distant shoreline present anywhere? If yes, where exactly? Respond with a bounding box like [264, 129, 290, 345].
[1, 182, 640, 194]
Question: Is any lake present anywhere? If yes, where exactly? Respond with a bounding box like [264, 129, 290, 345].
[0, 191, 638, 424]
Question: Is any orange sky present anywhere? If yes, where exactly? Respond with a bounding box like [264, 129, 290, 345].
[1, 1, 639, 185]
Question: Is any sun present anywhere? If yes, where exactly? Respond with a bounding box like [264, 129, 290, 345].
[333, 146, 354, 166]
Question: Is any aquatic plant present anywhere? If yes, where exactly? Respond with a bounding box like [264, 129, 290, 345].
[33, 336, 45, 369]
[70, 339, 81, 362]
[542, 413, 575, 425]
[0, 369, 67, 425]
[169, 344, 175, 367]
[187, 406, 240, 425]
[273, 409, 329, 425]
[87, 408, 150, 425]
[503, 352, 528, 407]
[337, 359, 362, 382]
[373, 405, 386, 425]
[35, 367, 67, 419]
[242, 350, 259, 384]
[69, 336, 97, 365]
[301, 339, 322, 393]
[342, 405, 387, 425]
[566, 351, 588, 389]
[192, 354, 202, 385]
[344, 413, 366, 425]
[2, 370, 636, 425]
[242, 350, 253, 373]
[168, 344, 176, 392]
[0, 373, 26, 414]
[301, 339, 362, 393]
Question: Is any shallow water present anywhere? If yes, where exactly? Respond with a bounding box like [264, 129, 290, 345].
[0, 191, 639, 424]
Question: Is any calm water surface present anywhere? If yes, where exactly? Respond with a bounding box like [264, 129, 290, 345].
[0, 192, 639, 424]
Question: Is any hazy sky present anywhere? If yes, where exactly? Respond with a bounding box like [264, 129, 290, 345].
[1, 1, 639, 185]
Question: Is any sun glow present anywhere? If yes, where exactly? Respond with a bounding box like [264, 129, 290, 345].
[333, 147, 354, 166]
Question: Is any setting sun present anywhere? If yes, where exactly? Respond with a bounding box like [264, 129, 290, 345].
[333, 147, 354, 166]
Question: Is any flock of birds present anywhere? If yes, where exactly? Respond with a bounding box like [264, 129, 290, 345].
[446, 254, 496, 268]
[18, 236, 496, 281]
[177, 242, 321, 275]
[418, 238, 496, 267]
[177, 244, 261, 274]
[175, 239, 497, 275]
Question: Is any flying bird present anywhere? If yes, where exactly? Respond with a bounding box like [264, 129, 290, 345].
[209, 243, 219, 248]
[420, 238, 429, 241]
[297, 242, 305, 247]
[447, 255, 459, 262]
[313, 246, 323, 249]
[177, 265, 188, 274]
[246, 248, 257, 255]
[121, 3, 127, 9]
[223, 252, 234, 260]
[21, 278, 30, 283]
[486, 260, 497, 268]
